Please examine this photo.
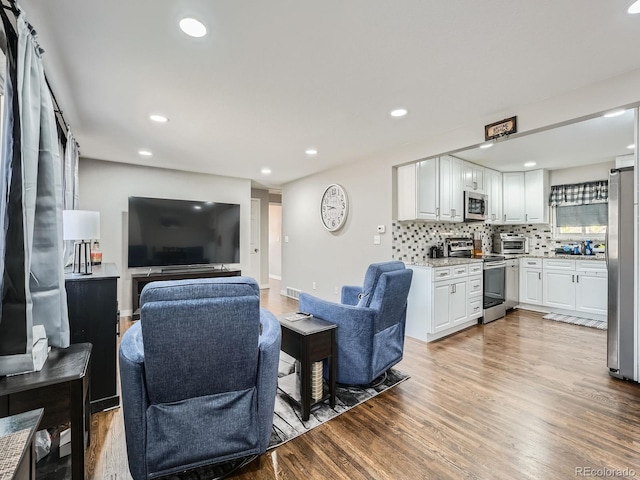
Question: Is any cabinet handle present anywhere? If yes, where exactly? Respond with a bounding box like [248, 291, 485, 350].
[528, 261, 536, 265]
[492, 214, 496, 221]
[525, 213, 528, 222]
[439, 272, 447, 277]
[572, 274, 575, 283]
[576, 275, 579, 283]
[538, 272, 541, 280]
[504, 214, 506, 222]
[474, 306, 480, 311]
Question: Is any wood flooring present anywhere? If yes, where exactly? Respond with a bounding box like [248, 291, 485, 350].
[82, 283, 640, 480]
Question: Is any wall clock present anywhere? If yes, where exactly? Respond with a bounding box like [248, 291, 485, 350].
[320, 184, 349, 232]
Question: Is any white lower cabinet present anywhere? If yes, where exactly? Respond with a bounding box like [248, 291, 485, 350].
[405, 263, 483, 342]
[542, 270, 576, 310]
[575, 271, 607, 315]
[519, 258, 543, 305]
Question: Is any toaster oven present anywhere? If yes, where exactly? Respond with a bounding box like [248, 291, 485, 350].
[493, 233, 526, 254]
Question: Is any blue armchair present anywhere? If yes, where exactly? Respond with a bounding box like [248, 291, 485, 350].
[299, 261, 413, 385]
[119, 277, 281, 480]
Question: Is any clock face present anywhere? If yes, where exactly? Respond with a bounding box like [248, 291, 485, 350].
[320, 184, 348, 231]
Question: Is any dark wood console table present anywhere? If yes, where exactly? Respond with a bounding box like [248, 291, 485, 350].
[0, 344, 91, 480]
[130, 268, 241, 320]
[65, 263, 119, 413]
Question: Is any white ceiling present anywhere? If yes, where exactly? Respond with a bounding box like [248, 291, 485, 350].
[16, 0, 640, 187]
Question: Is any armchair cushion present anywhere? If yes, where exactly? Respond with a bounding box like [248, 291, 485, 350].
[356, 261, 406, 307]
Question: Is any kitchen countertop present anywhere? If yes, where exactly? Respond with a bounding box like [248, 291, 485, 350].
[406, 258, 484, 267]
[405, 252, 606, 267]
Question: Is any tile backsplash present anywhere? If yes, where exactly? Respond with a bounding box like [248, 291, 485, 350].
[392, 221, 560, 262]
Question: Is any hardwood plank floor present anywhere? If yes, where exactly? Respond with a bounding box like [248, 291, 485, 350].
[84, 283, 640, 480]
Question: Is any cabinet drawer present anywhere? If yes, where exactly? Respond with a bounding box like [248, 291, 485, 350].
[575, 260, 606, 272]
[543, 258, 575, 270]
[451, 265, 469, 278]
[433, 267, 452, 281]
[520, 257, 542, 268]
[468, 275, 483, 296]
[468, 263, 483, 275]
[468, 298, 482, 319]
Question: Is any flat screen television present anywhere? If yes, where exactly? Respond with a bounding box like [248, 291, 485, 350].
[128, 196, 240, 268]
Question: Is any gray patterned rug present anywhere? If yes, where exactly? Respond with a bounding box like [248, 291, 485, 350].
[543, 312, 607, 330]
[270, 353, 410, 449]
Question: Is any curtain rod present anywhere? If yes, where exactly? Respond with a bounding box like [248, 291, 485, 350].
[1, 0, 73, 137]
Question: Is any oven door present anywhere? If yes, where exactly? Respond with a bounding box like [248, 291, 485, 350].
[483, 262, 506, 308]
[501, 240, 525, 254]
[464, 192, 487, 221]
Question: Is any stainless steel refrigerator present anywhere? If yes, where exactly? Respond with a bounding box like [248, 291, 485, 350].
[607, 166, 635, 380]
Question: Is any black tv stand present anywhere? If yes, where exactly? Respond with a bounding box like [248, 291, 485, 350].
[130, 267, 241, 320]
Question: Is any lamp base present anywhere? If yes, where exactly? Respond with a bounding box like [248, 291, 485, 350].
[73, 240, 93, 275]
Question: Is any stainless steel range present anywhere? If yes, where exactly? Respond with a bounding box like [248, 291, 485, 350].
[445, 238, 506, 324]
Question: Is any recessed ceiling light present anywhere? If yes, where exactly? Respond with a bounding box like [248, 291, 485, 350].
[305, 148, 318, 156]
[193, 205, 202, 210]
[603, 109, 626, 118]
[479, 142, 494, 149]
[261, 168, 272, 175]
[390, 108, 408, 118]
[149, 114, 169, 123]
[628, 0, 640, 14]
[179, 17, 207, 38]
[628, 144, 636, 149]
[524, 161, 537, 167]
[138, 149, 153, 157]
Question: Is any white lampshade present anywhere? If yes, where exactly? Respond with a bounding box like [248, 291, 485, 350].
[63, 210, 100, 241]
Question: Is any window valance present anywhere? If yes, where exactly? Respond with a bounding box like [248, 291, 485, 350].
[548, 180, 608, 207]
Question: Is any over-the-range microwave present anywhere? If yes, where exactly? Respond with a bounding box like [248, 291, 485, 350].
[464, 191, 487, 221]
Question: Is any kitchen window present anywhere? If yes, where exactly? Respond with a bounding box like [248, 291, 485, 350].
[549, 180, 608, 239]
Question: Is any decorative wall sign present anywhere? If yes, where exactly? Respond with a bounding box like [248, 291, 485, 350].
[485, 116, 517, 141]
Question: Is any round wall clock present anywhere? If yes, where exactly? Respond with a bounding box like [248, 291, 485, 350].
[320, 184, 349, 231]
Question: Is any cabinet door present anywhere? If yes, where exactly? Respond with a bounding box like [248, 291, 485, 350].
[474, 166, 485, 194]
[450, 279, 468, 324]
[439, 156, 453, 221]
[485, 168, 502, 224]
[524, 169, 548, 223]
[416, 159, 439, 220]
[503, 172, 525, 223]
[575, 272, 607, 315]
[433, 282, 453, 332]
[543, 269, 576, 310]
[463, 162, 476, 191]
[450, 157, 464, 222]
[505, 264, 519, 304]
[519, 268, 542, 305]
[396, 163, 417, 220]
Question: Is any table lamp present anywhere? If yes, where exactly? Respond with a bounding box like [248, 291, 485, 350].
[63, 210, 100, 275]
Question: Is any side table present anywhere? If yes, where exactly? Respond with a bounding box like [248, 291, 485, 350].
[0, 343, 92, 480]
[278, 314, 336, 421]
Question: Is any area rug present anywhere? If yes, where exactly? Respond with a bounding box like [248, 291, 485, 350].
[543, 312, 607, 330]
[269, 353, 410, 449]
[163, 355, 410, 479]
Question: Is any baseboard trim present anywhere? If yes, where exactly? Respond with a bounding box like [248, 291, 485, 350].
[120, 309, 132, 317]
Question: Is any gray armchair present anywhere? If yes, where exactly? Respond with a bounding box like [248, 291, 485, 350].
[119, 276, 281, 480]
[299, 261, 413, 385]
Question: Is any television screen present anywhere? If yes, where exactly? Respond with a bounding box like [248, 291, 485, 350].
[128, 196, 240, 268]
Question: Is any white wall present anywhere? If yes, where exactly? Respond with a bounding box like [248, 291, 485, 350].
[282, 67, 640, 301]
[550, 161, 614, 185]
[78, 158, 251, 314]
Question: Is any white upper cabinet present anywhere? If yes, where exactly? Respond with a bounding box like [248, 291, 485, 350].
[440, 155, 464, 222]
[485, 168, 502, 224]
[463, 161, 485, 193]
[502, 169, 549, 224]
[462, 162, 486, 193]
[503, 172, 526, 223]
[397, 159, 439, 221]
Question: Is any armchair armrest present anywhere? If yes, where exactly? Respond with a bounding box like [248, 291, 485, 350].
[299, 293, 375, 335]
[119, 322, 149, 480]
[257, 308, 281, 452]
[341, 285, 362, 306]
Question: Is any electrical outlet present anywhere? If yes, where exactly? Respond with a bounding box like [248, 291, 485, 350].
[334, 286, 338, 295]
[373, 235, 381, 245]
[312, 282, 316, 290]
[284, 236, 289, 243]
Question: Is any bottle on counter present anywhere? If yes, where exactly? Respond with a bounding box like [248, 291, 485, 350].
[91, 241, 102, 265]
